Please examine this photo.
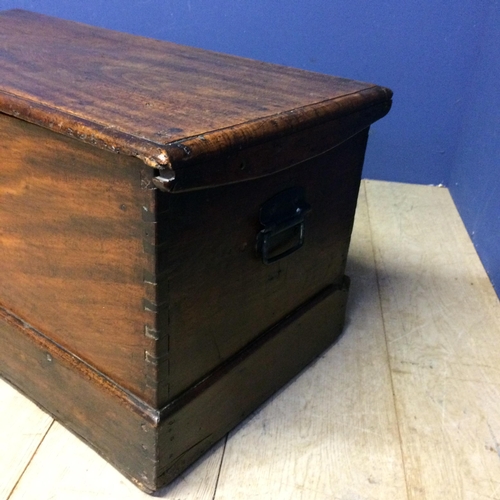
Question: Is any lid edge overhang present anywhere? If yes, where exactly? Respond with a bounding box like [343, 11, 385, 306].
[0, 85, 392, 171]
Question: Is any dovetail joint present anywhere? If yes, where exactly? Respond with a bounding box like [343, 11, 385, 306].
[145, 351, 169, 365]
[145, 324, 160, 340]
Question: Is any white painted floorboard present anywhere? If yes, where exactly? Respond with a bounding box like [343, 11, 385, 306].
[365, 180, 500, 500]
[1, 181, 499, 500]
[0, 383, 52, 500]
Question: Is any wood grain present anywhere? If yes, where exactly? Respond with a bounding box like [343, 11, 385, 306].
[0, 117, 362, 489]
[0, 10, 393, 492]
[156, 281, 350, 486]
[365, 180, 500, 500]
[0, 304, 161, 492]
[0, 250, 351, 493]
[159, 132, 368, 404]
[0, 10, 391, 168]
[0, 113, 157, 404]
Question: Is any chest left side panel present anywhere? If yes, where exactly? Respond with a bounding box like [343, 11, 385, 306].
[0, 113, 156, 403]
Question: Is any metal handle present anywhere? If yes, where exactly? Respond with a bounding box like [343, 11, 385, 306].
[256, 187, 311, 265]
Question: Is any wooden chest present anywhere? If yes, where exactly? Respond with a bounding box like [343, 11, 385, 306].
[0, 9, 392, 493]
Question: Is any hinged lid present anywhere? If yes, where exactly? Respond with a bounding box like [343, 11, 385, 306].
[0, 10, 392, 190]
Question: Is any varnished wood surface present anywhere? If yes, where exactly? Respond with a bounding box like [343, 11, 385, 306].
[1, 180, 499, 499]
[0, 113, 158, 404]
[160, 132, 367, 404]
[0, 10, 391, 168]
[0, 304, 160, 491]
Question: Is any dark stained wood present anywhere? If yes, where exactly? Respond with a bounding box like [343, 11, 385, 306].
[157, 131, 368, 405]
[156, 279, 349, 487]
[0, 113, 159, 405]
[0, 274, 348, 492]
[0, 305, 160, 492]
[0, 9, 392, 493]
[0, 10, 391, 170]
[164, 101, 390, 192]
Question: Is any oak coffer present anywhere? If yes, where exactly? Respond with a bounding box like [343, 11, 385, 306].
[0, 9, 392, 493]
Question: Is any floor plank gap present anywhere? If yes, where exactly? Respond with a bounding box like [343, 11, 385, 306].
[5, 420, 54, 500]
[364, 181, 412, 500]
[211, 435, 228, 500]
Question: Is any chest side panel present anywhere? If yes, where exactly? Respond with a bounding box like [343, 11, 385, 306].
[0, 113, 155, 403]
[158, 130, 368, 405]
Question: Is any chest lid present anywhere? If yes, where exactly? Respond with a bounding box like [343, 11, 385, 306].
[0, 9, 392, 189]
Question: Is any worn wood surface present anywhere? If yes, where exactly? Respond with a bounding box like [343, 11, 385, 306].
[0, 106, 368, 407]
[0, 113, 159, 404]
[0, 9, 396, 493]
[0, 20, 381, 484]
[156, 280, 349, 486]
[0, 99, 363, 490]
[0, 232, 351, 492]
[159, 132, 367, 403]
[2, 181, 499, 499]
[7, 422, 225, 500]
[0, 303, 160, 492]
[365, 180, 500, 500]
[0, 10, 391, 169]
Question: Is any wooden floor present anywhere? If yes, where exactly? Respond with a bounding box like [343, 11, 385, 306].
[1, 180, 500, 500]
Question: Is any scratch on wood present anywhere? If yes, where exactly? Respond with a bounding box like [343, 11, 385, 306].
[487, 422, 500, 460]
[164, 434, 213, 473]
[388, 320, 433, 344]
[211, 331, 222, 361]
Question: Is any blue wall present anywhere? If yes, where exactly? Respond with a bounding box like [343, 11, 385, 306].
[0, 0, 498, 295]
[449, 0, 500, 296]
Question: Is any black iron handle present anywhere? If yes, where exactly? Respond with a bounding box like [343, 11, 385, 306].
[257, 213, 306, 264]
[256, 187, 310, 265]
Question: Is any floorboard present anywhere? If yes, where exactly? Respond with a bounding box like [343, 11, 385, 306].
[0, 382, 52, 500]
[365, 180, 500, 500]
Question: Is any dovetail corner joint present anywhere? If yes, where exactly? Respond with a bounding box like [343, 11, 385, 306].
[145, 325, 160, 340]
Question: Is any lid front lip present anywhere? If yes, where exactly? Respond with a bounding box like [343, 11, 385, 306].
[0, 9, 392, 171]
[161, 97, 392, 193]
[0, 84, 391, 171]
[0, 89, 172, 169]
[163, 86, 393, 168]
